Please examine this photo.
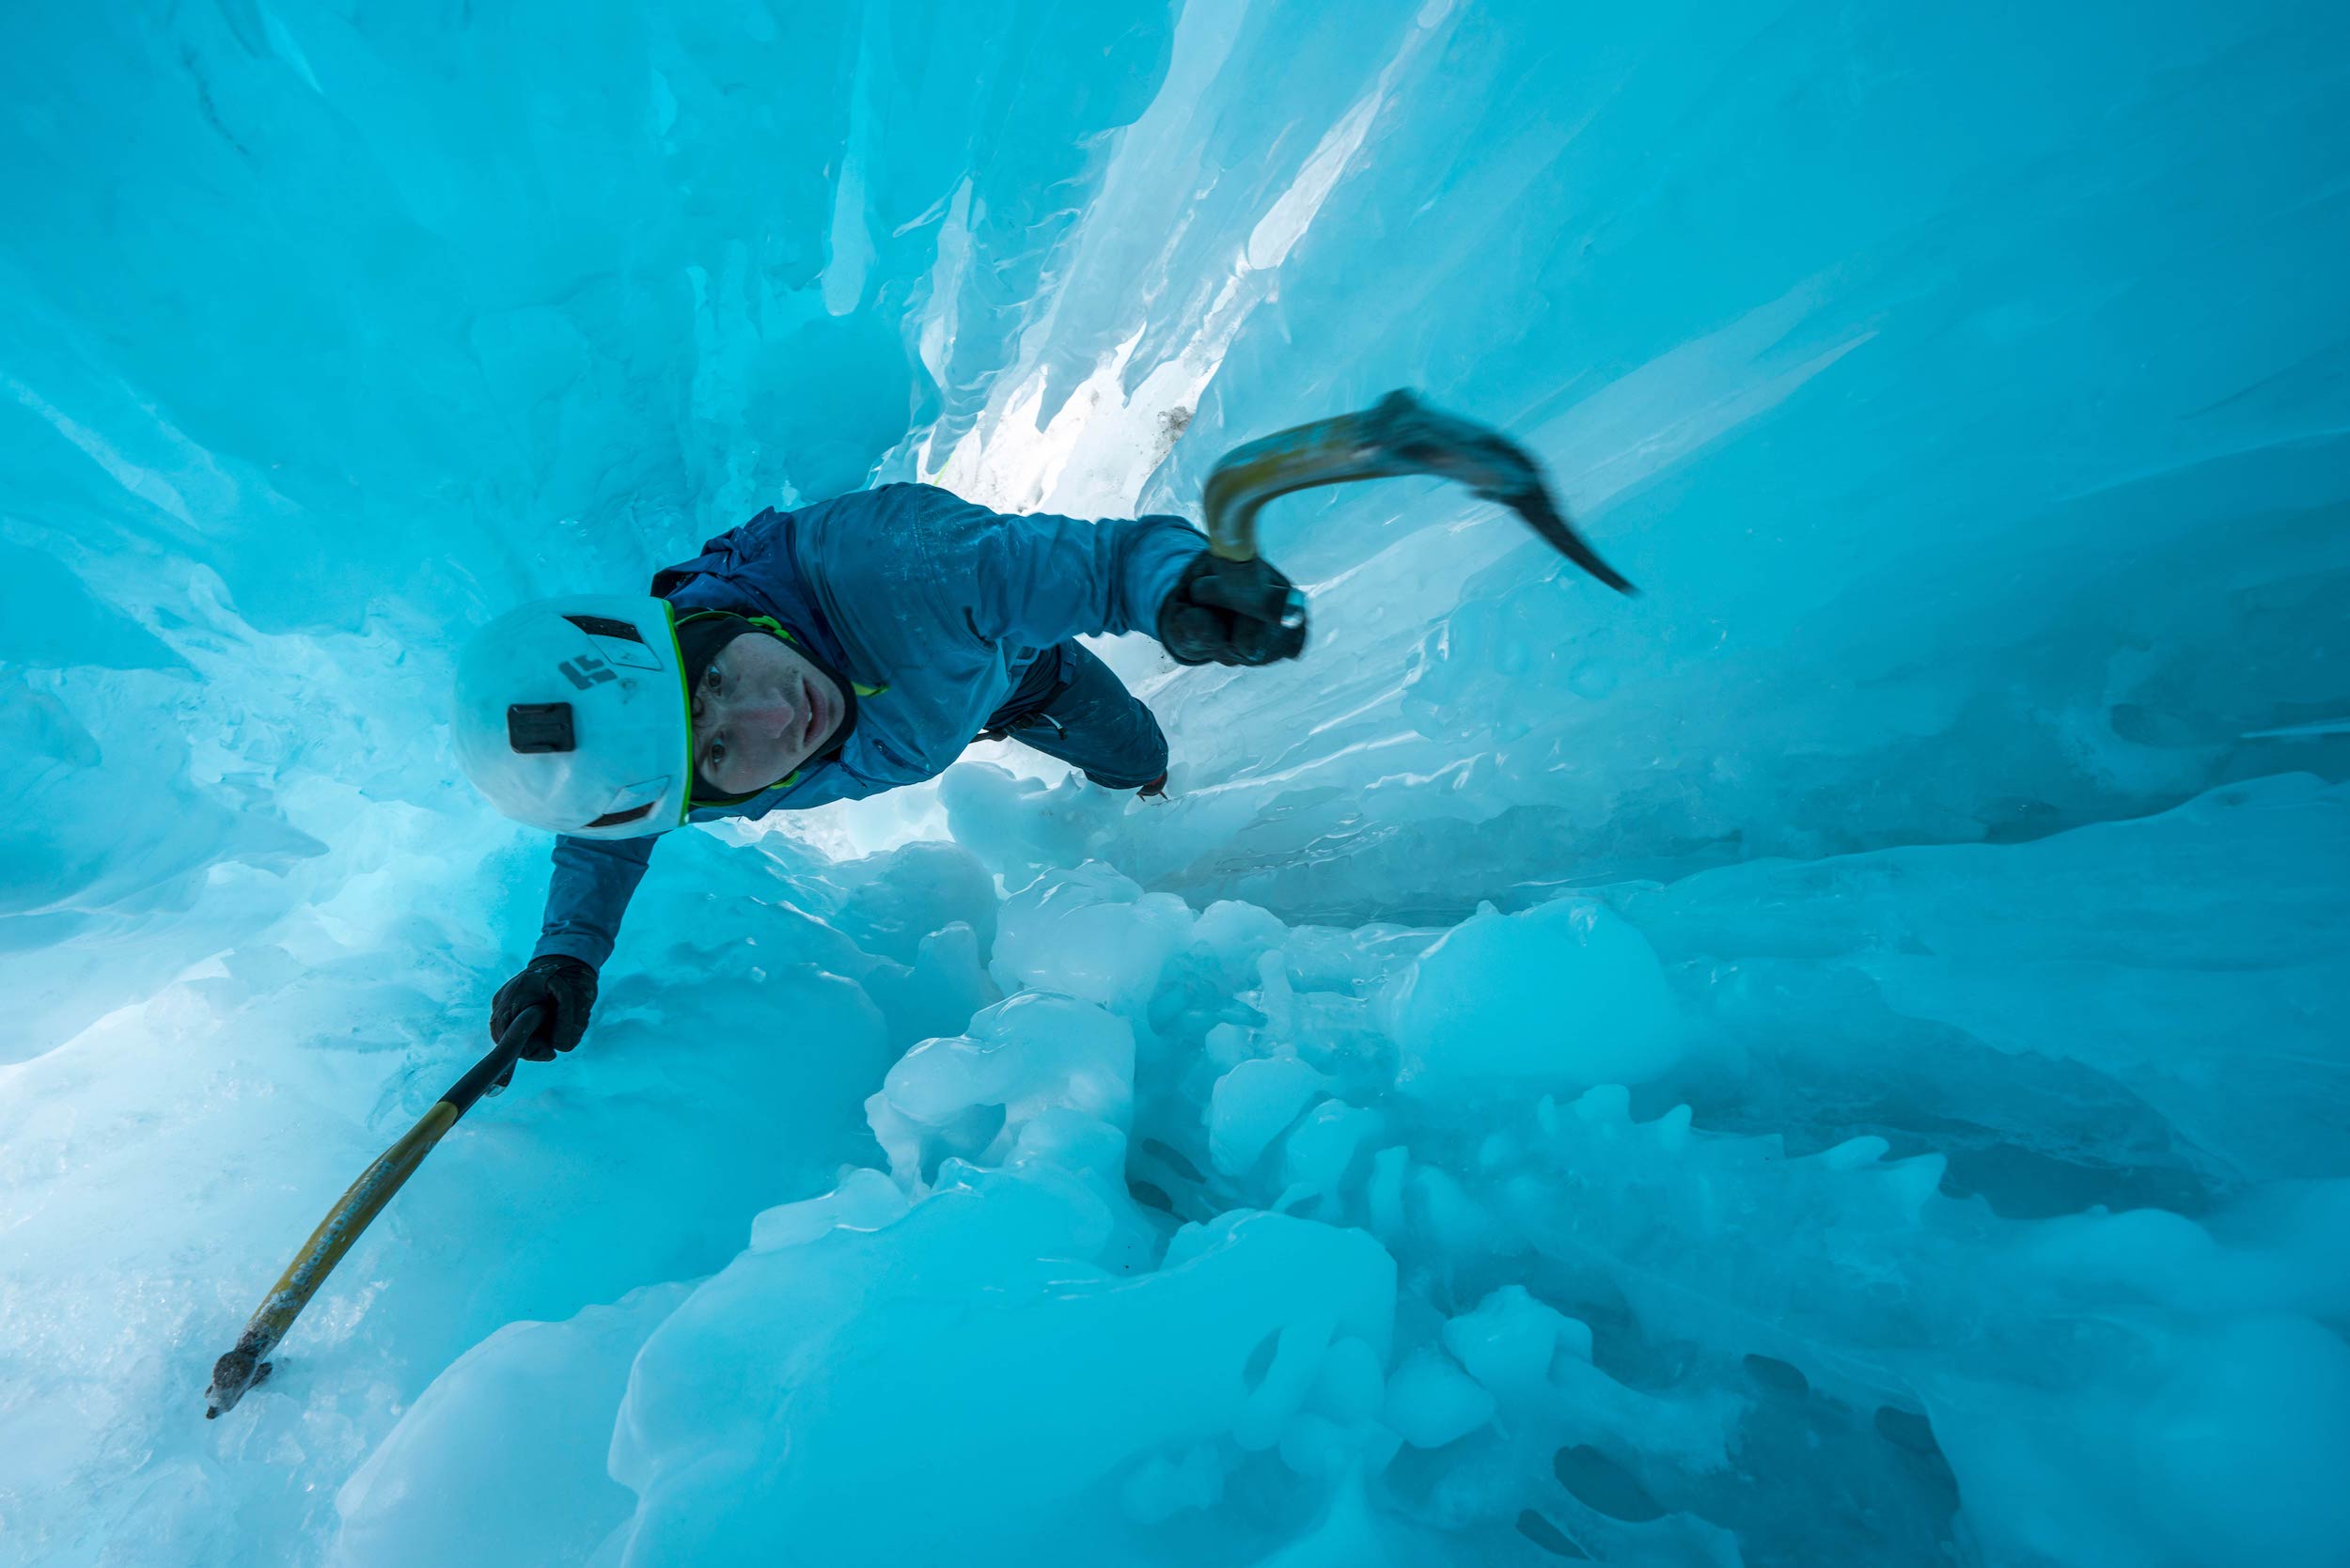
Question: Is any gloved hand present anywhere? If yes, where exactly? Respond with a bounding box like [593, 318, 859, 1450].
[1157, 552, 1308, 666]
[489, 954, 599, 1061]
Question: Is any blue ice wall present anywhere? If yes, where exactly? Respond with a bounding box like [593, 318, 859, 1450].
[3, 2, 2346, 1565]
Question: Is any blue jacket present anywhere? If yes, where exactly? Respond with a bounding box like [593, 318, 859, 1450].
[533, 483, 1206, 968]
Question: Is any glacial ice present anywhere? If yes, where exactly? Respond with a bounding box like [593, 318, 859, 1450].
[4, 0, 2348, 1565]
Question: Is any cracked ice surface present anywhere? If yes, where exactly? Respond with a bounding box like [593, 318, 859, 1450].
[3, 2, 2348, 1565]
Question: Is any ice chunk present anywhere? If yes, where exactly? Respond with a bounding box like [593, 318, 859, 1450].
[1309, 1335, 1389, 1425]
[1208, 1056, 1330, 1176]
[938, 763, 1120, 881]
[608, 1211, 1396, 1563]
[332, 1283, 692, 1568]
[991, 860, 1197, 1014]
[1277, 1100, 1387, 1212]
[1192, 899, 1294, 986]
[867, 990, 1135, 1184]
[1385, 898, 1680, 1100]
[859, 920, 1000, 1049]
[1204, 1019, 1258, 1071]
[1233, 1314, 1337, 1451]
[1120, 1443, 1225, 1525]
[824, 839, 1000, 963]
[747, 1168, 910, 1252]
[1382, 1348, 1496, 1448]
[1440, 1285, 1582, 1403]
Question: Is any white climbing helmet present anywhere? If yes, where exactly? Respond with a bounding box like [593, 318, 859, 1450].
[453, 595, 691, 839]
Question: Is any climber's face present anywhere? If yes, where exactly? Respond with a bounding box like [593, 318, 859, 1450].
[690, 632, 845, 795]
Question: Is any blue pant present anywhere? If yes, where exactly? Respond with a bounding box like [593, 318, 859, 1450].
[981, 641, 1168, 789]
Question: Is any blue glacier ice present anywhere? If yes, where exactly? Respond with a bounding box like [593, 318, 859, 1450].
[4, 0, 2348, 1563]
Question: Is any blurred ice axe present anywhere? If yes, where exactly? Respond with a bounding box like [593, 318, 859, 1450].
[1201, 388, 1636, 594]
[202, 1005, 546, 1419]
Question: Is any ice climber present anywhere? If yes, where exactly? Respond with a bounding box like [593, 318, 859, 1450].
[453, 482, 1307, 1065]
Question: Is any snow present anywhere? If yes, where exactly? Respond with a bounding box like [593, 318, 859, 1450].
[4, 0, 2349, 1564]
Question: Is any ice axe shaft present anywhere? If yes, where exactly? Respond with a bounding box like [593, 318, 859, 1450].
[203, 1005, 546, 1419]
[1200, 389, 1636, 594]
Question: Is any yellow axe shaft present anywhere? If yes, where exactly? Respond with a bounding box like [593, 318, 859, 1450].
[204, 1005, 543, 1418]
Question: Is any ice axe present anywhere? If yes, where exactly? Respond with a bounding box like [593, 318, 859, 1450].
[1201, 388, 1636, 594]
[203, 1004, 546, 1419]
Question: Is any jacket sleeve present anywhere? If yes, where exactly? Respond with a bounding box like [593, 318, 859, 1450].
[865, 485, 1207, 650]
[533, 832, 659, 969]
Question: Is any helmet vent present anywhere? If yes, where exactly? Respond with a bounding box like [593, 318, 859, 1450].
[585, 801, 656, 828]
[562, 613, 646, 644]
[507, 702, 577, 754]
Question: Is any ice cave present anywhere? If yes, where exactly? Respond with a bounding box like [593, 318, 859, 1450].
[3, 2, 2347, 1563]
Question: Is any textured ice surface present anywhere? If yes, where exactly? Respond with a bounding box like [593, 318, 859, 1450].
[5, 1, 2349, 1565]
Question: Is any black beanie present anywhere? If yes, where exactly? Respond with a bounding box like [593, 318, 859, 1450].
[674, 610, 760, 692]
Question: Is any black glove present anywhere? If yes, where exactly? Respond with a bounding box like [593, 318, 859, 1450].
[490, 954, 599, 1061]
[1157, 552, 1308, 666]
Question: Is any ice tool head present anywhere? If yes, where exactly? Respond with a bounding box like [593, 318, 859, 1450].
[453, 595, 692, 839]
[1201, 389, 1637, 595]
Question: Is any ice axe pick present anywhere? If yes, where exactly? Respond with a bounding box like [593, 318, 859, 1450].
[1200, 388, 1636, 597]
